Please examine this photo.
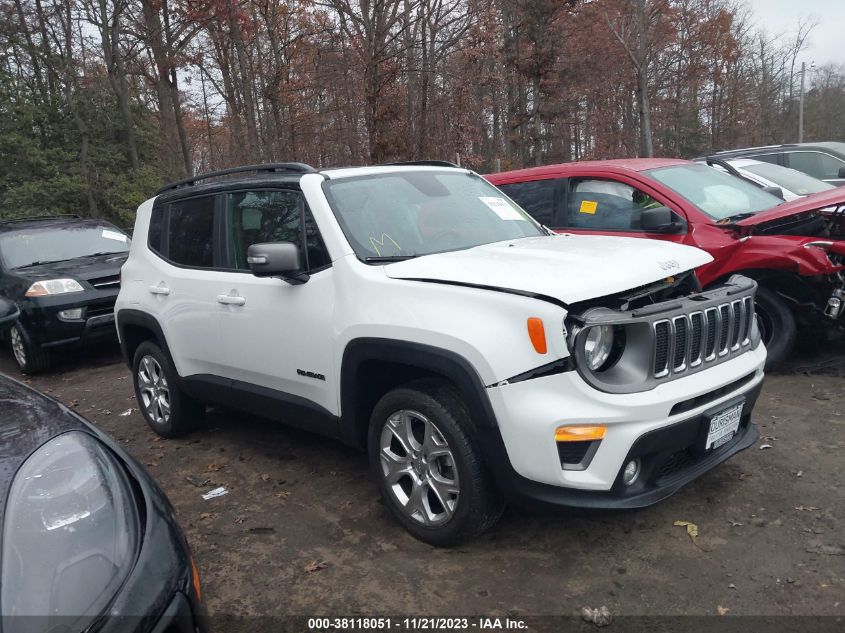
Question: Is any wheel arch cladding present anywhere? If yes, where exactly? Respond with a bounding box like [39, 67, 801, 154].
[116, 309, 173, 369]
[339, 338, 499, 447]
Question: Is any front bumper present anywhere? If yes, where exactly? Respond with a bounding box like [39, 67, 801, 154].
[18, 289, 119, 348]
[483, 342, 766, 509]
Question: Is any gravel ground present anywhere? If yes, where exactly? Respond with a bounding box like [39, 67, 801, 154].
[1, 341, 843, 631]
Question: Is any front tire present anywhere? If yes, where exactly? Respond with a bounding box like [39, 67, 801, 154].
[755, 286, 796, 371]
[132, 341, 204, 438]
[9, 323, 50, 374]
[368, 380, 503, 546]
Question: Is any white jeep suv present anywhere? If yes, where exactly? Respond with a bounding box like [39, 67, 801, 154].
[116, 162, 767, 545]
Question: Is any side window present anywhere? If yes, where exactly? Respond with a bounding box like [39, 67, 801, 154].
[498, 179, 557, 226]
[786, 152, 823, 179]
[224, 190, 330, 272]
[817, 153, 845, 180]
[785, 151, 845, 180]
[168, 196, 215, 267]
[751, 153, 780, 165]
[565, 179, 664, 231]
[148, 203, 165, 255]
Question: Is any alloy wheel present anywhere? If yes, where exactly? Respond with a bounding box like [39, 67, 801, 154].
[379, 409, 460, 526]
[10, 326, 26, 367]
[137, 355, 171, 425]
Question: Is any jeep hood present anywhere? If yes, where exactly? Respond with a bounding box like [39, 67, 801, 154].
[383, 235, 712, 305]
[735, 187, 845, 228]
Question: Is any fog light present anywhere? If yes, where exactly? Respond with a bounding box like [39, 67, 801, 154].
[58, 308, 83, 320]
[622, 459, 640, 486]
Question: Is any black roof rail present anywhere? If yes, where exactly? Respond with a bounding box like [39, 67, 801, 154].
[385, 160, 459, 168]
[702, 156, 745, 178]
[155, 162, 317, 195]
[0, 214, 83, 225]
[701, 156, 766, 189]
[714, 143, 801, 155]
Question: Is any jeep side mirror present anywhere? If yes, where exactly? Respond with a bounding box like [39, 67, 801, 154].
[247, 243, 309, 285]
[0, 297, 20, 333]
[761, 185, 785, 200]
[640, 206, 681, 233]
[838, 166, 845, 179]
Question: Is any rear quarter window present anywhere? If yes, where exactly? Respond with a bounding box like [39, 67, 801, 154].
[148, 204, 165, 255]
[167, 196, 215, 267]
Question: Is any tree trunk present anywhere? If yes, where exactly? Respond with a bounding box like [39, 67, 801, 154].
[141, 0, 188, 178]
[637, 67, 653, 157]
[228, 0, 260, 161]
[96, 0, 139, 170]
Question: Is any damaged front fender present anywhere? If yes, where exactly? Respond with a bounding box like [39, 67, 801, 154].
[704, 234, 845, 282]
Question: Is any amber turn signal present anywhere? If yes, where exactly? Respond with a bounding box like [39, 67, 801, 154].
[527, 317, 547, 354]
[555, 425, 607, 442]
[191, 557, 203, 602]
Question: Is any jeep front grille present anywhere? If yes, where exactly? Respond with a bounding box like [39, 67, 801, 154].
[652, 296, 754, 379]
[570, 275, 760, 395]
[654, 321, 670, 376]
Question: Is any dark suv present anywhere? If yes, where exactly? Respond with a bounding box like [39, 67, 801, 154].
[0, 216, 130, 373]
[703, 143, 845, 186]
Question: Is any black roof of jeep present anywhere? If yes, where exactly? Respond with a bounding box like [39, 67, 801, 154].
[154, 161, 460, 199]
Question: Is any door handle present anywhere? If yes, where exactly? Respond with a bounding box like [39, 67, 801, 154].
[217, 294, 246, 306]
[149, 284, 170, 296]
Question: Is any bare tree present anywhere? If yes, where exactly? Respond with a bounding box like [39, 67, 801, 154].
[605, 0, 670, 157]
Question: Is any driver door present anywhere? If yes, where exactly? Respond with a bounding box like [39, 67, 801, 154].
[214, 188, 337, 417]
[559, 177, 689, 244]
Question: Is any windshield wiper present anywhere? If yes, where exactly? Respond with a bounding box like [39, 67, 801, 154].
[720, 212, 758, 223]
[82, 251, 126, 258]
[364, 254, 418, 263]
[14, 259, 69, 268]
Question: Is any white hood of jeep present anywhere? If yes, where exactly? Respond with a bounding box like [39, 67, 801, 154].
[384, 234, 713, 305]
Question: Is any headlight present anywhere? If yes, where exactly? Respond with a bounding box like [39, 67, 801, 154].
[584, 325, 614, 371]
[1, 432, 140, 630]
[24, 279, 84, 297]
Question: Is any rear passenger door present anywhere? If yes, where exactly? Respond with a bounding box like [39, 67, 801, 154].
[214, 188, 337, 417]
[145, 195, 229, 378]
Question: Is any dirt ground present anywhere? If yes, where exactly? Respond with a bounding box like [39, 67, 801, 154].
[1, 341, 844, 629]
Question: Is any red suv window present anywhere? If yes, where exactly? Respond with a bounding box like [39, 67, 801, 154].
[565, 179, 661, 231]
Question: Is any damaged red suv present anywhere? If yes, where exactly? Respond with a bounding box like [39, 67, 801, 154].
[487, 159, 845, 369]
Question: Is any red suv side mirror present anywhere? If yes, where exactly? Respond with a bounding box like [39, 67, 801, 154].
[640, 206, 683, 233]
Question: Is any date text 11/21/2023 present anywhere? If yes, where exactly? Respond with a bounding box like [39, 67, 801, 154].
[307, 617, 528, 630]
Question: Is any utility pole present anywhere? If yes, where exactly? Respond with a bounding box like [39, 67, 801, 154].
[798, 61, 806, 143]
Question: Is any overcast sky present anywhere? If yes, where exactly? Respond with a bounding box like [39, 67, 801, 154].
[746, 0, 844, 67]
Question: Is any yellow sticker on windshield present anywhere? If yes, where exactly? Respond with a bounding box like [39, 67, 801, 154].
[579, 200, 598, 215]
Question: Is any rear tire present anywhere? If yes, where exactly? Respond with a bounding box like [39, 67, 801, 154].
[9, 323, 50, 374]
[755, 286, 796, 371]
[368, 379, 503, 546]
[132, 341, 204, 438]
